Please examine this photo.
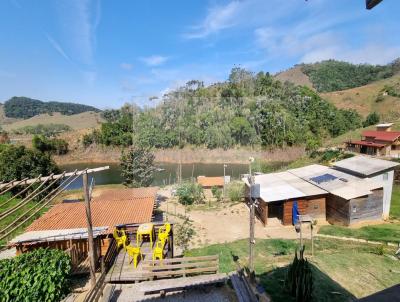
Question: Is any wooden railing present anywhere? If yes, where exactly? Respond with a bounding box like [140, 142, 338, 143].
[141, 255, 219, 279]
[65, 244, 85, 269]
[83, 238, 118, 302]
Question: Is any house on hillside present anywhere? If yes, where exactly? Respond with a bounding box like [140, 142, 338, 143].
[247, 172, 327, 226]
[333, 156, 398, 219]
[197, 176, 230, 189]
[289, 165, 384, 226]
[9, 187, 158, 269]
[346, 123, 400, 156]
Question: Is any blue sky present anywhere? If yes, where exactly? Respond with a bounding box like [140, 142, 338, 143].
[0, 0, 399, 109]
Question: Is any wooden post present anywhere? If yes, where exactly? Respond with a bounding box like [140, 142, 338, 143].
[83, 172, 96, 289]
[311, 222, 314, 257]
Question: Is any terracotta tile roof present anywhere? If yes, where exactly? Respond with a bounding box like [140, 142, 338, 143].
[197, 176, 225, 187]
[27, 196, 155, 232]
[92, 187, 158, 202]
[362, 130, 400, 142]
[348, 140, 386, 148]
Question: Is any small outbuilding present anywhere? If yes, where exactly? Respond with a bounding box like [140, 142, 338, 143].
[289, 165, 384, 226]
[248, 172, 328, 226]
[333, 156, 398, 219]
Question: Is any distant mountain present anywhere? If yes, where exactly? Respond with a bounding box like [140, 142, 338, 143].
[3, 96, 100, 119]
[275, 59, 400, 93]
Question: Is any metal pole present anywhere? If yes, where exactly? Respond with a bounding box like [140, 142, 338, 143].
[83, 172, 96, 289]
[223, 164, 226, 201]
[248, 175, 255, 281]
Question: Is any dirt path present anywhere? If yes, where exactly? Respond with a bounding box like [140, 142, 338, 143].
[158, 189, 303, 248]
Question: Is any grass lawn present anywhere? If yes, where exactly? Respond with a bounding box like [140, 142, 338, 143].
[186, 238, 400, 301]
[390, 184, 400, 219]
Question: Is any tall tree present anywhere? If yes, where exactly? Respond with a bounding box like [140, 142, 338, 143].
[120, 146, 156, 188]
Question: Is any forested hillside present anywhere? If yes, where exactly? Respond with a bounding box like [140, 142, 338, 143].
[301, 59, 400, 92]
[3, 96, 100, 119]
[84, 67, 369, 151]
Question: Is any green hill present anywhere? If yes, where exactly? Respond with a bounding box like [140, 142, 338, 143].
[3, 96, 100, 119]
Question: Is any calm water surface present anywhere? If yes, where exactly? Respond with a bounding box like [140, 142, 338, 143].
[60, 162, 249, 190]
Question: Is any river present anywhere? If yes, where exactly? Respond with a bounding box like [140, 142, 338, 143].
[60, 162, 249, 190]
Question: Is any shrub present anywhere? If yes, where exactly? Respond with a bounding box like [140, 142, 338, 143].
[176, 182, 204, 205]
[211, 185, 222, 201]
[32, 135, 69, 155]
[175, 217, 196, 252]
[363, 112, 380, 127]
[13, 124, 71, 136]
[285, 246, 313, 302]
[227, 181, 245, 202]
[0, 248, 71, 301]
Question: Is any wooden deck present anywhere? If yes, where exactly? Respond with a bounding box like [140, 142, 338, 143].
[106, 241, 162, 282]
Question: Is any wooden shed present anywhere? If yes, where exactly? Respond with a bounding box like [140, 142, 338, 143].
[9, 187, 158, 271]
[289, 165, 384, 226]
[248, 172, 328, 226]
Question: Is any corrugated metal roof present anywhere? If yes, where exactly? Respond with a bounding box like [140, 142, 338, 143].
[288, 164, 383, 200]
[333, 156, 399, 176]
[10, 227, 108, 245]
[252, 171, 327, 202]
[27, 196, 155, 232]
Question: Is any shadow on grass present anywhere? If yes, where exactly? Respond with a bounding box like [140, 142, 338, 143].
[258, 263, 357, 302]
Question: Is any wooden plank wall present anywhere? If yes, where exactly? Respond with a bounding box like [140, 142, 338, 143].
[326, 195, 350, 225]
[349, 189, 383, 225]
[282, 196, 326, 225]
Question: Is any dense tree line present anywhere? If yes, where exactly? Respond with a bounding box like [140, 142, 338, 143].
[301, 59, 400, 92]
[84, 67, 369, 150]
[3, 96, 100, 119]
[32, 135, 69, 155]
[12, 123, 71, 136]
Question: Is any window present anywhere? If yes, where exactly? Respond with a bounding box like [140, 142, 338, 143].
[392, 145, 396, 150]
[352, 205, 357, 213]
[383, 172, 388, 181]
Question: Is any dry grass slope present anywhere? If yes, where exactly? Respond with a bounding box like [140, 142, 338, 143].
[322, 74, 400, 119]
[274, 66, 314, 89]
[1, 111, 104, 131]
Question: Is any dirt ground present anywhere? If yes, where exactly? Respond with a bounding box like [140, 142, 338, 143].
[158, 188, 319, 249]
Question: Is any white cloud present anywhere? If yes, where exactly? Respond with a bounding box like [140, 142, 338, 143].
[140, 55, 169, 66]
[45, 33, 72, 63]
[120, 63, 133, 70]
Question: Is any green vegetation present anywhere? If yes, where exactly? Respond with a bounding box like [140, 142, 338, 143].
[120, 146, 156, 188]
[32, 135, 69, 155]
[176, 182, 204, 205]
[226, 181, 245, 202]
[186, 238, 400, 301]
[12, 123, 71, 136]
[318, 224, 400, 243]
[391, 185, 400, 219]
[381, 84, 400, 98]
[0, 248, 71, 301]
[3, 96, 100, 119]
[0, 145, 59, 182]
[363, 112, 380, 127]
[175, 217, 196, 252]
[302, 59, 399, 92]
[211, 185, 222, 201]
[84, 67, 362, 150]
[285, 246, 313, 302]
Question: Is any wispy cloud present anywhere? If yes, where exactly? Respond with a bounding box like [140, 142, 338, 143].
[120, 63, 133, 70]
[45, 33, 72, 63]
[183, 1, 240, 39]
[140, 55, 169, 66]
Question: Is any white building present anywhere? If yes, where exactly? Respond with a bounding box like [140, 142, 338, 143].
[333, 156, 399, 219]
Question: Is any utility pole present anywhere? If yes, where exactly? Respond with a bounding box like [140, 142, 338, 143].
[248, 172, 259, 282]
[223, 164, 227, 201]
[83, 172, 96, 289]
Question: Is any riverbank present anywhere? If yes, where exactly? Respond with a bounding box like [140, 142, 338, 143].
[53, 145, 305, 165]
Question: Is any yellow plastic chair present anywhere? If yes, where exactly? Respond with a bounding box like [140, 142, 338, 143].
[152, 240, 165, 262]
[158, 223, 171, 243]
[113, 228, 127, 249]
[123, 241, 142, 268]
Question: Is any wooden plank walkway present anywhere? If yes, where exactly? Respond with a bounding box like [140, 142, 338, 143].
[138, 273, 228, 294]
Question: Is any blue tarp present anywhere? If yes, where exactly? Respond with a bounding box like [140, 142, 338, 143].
[292, 200, 299, 225]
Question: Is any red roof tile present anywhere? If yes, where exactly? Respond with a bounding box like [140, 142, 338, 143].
[348, 140, 386, 148]
[362, 130, 400, 142]
[27, 196, 155, 232]
[197, 176, 225, 187]
[92, 187, 158, 202]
